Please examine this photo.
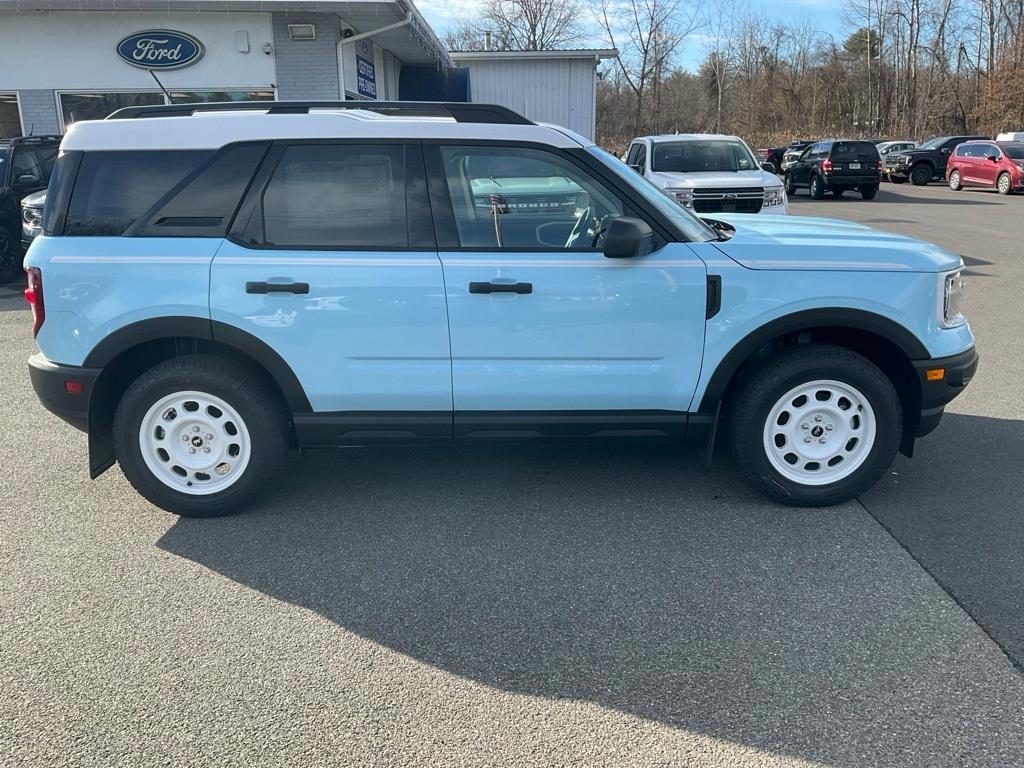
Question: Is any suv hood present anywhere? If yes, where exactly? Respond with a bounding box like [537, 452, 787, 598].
[650, 169, 780, 189]
[705, 213, 962, 272]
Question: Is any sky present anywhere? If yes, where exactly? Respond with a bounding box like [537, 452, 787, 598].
[417, 0, 848, 72]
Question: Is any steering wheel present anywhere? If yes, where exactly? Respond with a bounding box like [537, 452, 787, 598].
[564, 205, 592, 249]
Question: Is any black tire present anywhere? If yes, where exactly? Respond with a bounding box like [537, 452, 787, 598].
[890, 176, 906, 184]
[997, 171, 1012, 195]
[728, 344, 902, 507]
[112, 354, 289, 517]
[948, 169, 963, 191]
[909, 164, 932, 186]
[831, 188, 845, 198]
[0, 227, 21, 284]
[784, 173, 797, 195]
[809, 174, 825, 199]
[860, 185, 878, 200]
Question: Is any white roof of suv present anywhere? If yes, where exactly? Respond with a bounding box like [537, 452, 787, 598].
[61, 103, 589, 152]
[637, 133, 748, 144]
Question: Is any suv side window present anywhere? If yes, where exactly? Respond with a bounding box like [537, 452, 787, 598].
[65, 150, 212, 236]
[260, 144, 408, 248]
[439, 145, 626, 250]
[634, 143, 647, 172]
[12, 147, 58, 185]
[625, 143, 640, 168]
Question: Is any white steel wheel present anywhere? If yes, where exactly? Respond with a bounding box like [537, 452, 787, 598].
[762, 379, 876, 486]
[998, 172, 1012, 195]
[139, 390, 252, 495]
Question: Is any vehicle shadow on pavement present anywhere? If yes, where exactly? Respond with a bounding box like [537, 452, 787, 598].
[158, 435, 1024, 767]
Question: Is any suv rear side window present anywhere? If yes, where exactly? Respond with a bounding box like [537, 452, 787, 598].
[830, 142, 879, 161]
[260, 144, 408, 248]
[65, 151, 211, 236]
[12, 147, 58, 184]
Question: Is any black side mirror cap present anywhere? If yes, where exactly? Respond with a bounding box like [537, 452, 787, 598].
[603, 216, 655, 259]
[17, 174, 40, 186]
[760, 162, 777, 173]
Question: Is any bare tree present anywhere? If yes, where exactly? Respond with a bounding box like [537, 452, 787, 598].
[444, 0, 584, 51]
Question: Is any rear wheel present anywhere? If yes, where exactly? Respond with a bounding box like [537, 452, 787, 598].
[809, 174, 825, 199]
[113, 354, 289, 517]
[910, 164, 932, 186]
[948, 169, 963, 191]
[784, 173, 797, 195]
[998, 171, 1012, 195]
[0, 227, 20, 284]
[860, 185, 878, 200]
[729, 344, 901, 507]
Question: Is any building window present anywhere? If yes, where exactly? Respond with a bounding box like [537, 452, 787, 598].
[58, 90, 276, 130]
[0, 93, 21, 139]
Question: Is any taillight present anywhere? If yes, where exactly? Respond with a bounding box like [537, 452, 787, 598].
[24, 266, 44, 337]
[877, 160, 883, 171]
[821, 159, 833, 172]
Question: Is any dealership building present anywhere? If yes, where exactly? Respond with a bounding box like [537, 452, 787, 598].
[0, 0, 614, 139]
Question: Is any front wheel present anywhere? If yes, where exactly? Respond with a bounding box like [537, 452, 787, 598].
[112, 354, 289, 517]
[0, 228, 21, 284]
[729, 345, 902, 507]
[910, 164, 932, 186]
[948, 169, 963, 191]
[998, 171, 1012, 195]
[784, 173, 797, 195]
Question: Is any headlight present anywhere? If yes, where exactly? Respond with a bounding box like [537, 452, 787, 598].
[22, 206, 42, 227]
[940, 270, 966, 328]
[1015, 161, 1024, 172]
[763, 187, 786, 206]
[665, 188, 694, 208]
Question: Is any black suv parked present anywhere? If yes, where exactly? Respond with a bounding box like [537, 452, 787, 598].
[887, 135, 987, 185]
[0, 135, 60, 282]
[783, 140, 881, 200]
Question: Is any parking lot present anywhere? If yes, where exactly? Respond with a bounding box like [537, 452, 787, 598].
[2, 181, 1024, 767]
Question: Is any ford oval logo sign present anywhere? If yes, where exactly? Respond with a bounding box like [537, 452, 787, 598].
[116, 30, 204, 70]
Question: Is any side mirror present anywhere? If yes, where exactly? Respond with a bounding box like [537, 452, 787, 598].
[760, 162, 777, 173]
[17, 174, 40, 187]
[603, 217, 655, 259]
[988, 154, 999, 163]
[941, 148, 951, 154]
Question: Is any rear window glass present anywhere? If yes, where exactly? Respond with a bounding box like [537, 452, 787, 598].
[65, 151, 211, 236]
[831, 142, 879, 161]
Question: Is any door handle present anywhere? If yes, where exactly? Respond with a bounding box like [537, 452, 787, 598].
[245, 281, 309, 295]
[469, 281, 533, 295]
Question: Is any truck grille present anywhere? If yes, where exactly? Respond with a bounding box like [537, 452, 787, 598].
[691, 187, 764, 214]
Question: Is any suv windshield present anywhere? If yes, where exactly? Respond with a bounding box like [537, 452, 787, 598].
[830, 141, 879, 161]
[919, 136, 951, 150]
[651, 140, 757, 173]
[587, 146, 717, 243]
[1001, 143, 1024, 159]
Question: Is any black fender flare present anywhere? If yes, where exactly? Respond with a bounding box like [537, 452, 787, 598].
[697, 308, 929, 411]
[83, 316, 312, 412]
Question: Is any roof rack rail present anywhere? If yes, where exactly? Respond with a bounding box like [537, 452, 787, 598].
[106, 101, 534, 125]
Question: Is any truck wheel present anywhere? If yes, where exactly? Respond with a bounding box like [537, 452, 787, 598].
[997, 172, 1012, 195]
[0, 227, 20, 284]
[860, 185, 878, 200]
[910, 164, 932, 186]
[728, 344, 901, 507]
[948, 170, 963, 191]
[112, 354, 289, 517]
[809, 174, 825, 199]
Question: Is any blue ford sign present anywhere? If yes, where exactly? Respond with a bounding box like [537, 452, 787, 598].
[116, 30, 204, 70]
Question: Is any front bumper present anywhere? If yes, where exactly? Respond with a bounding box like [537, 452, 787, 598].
[28, 353, 99, 433]
[911, 346, 978, 437]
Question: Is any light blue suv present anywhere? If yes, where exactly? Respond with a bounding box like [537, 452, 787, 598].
[25, 102, 977, 517]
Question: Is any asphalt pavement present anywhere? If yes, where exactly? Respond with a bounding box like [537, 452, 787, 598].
[2, 182, 1023, 767]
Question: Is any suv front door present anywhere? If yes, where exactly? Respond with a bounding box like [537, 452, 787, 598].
[213, 141, 452, 439]
[426, 143, 707, 436]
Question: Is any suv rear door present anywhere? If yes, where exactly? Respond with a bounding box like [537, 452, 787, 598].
[425, 142, 707, 435]
[212, 141, 452, 438]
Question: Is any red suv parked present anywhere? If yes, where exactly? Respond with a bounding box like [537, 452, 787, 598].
[947, 140, 1024, 195]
